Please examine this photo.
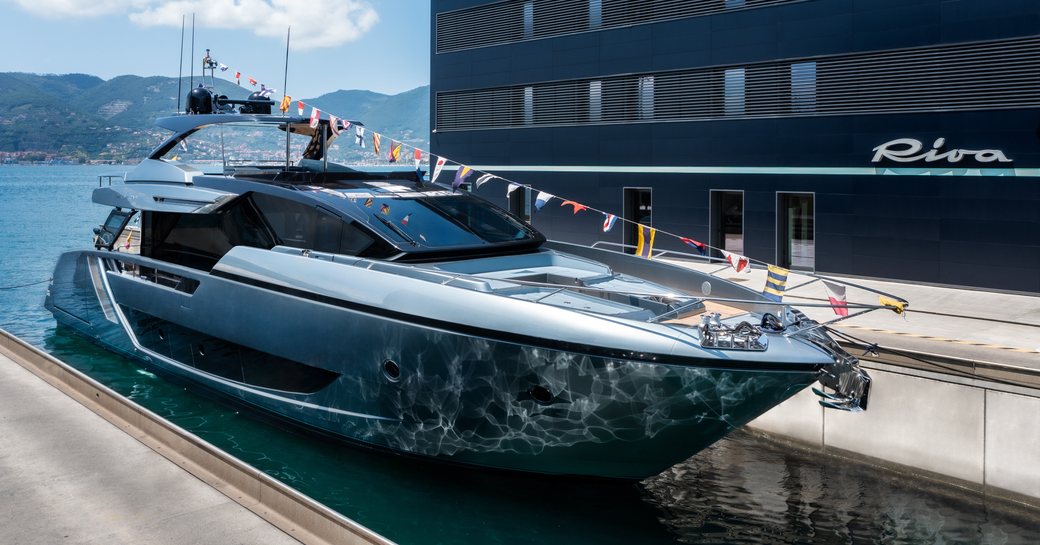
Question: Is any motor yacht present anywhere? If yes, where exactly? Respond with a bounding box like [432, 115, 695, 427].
[46, 94, 875, 479]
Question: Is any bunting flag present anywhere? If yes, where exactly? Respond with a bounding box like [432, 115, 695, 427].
[219, 63, 229, 72]
[401, 213, 411, 226]
[679, 237, 707, 255]
[309, 107, 321, 129]
[414, 149, 422, 170]
[259, 84, 275, 98]
[721, 250, 751, 274]
[762, 265, 790, 302]
[474, 173, 495, 189]
[560, 200, 588, 214]
[364, 197, 373, 208]
[372, 133, 382, 154]
[279, 95, 291, 113]
[431, 156, 447, 182]
[380, 203, 391, 215]
[124, 230, 133, 249]
[329, 114, 341, 136]
[297, 101, 305, 116]
[388, 140, 402, 163]
[602, 213, 618, 232]
[823, 280, 849, 317]
[535, 191, 554, 210]
[235, 71, 241, 85]
[452, 166, 473, 190]
[355, 125, 365, 147]
[507, 183, 521, 196]
[248, 76, 257, 86]
[636, 226, 656, 259]
[879, 295, 906, 315]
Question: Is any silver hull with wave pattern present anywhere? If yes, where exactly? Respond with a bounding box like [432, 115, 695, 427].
[47, 247, 827, 479]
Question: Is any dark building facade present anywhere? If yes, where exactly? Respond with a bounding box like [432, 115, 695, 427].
[430, 0, 1040, 293]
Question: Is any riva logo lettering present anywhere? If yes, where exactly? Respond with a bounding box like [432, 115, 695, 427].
[871, 138, 1012, 164]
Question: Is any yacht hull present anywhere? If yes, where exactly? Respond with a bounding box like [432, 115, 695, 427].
[47, 250, 819, 479]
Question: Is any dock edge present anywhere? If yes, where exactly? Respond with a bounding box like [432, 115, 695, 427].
[0, 328, 396, 545]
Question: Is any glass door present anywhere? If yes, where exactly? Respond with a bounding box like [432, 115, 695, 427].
[710, 190, 744, 256]
[623, 187, 652, 253]
[777, 192, 814, 270]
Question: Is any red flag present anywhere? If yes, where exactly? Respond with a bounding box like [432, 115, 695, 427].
[329, 114, 341, 136]
[309, 107, 320, 129]
[722, 250, 751, 273]
[235, 71, 241, 84]
[248, 76, 257, 86]
[297, 101, 305, 116]
[823, 280, 849, 317]
[560, 200, 588, 214]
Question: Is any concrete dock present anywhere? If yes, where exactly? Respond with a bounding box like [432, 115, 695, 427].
[0, 331, 394, 545]
[0, 351, 300, 544]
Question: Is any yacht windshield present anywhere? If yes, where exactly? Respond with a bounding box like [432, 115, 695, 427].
[333, 185, 542, 250]
[158, 121, 310, 172]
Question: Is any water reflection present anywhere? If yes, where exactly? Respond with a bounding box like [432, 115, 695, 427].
[643, 432, 1039, 544]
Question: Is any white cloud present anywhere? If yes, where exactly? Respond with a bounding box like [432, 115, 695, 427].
[15, 0, 379, 50]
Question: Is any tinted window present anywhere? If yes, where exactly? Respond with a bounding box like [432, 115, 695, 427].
[145, 197, 275, 270]
[250, 192, 380, 256]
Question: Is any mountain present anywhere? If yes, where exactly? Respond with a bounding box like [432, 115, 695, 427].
[304, 86, 429, 143]
[0, 72, 429, 163]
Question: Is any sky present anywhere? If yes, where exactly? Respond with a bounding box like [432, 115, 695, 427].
[1, 0, 430, 99]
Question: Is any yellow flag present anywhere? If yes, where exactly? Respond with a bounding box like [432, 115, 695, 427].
[879, 295, 906, 314]
[279, 95, 291, 113]
[636, 226, 656, 259]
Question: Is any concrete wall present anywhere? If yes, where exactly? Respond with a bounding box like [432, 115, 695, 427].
[748, 363, 1040, 505]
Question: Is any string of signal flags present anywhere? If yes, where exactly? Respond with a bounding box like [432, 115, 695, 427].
[207, 59, 908, 317]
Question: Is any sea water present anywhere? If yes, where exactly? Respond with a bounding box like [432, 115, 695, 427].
[1, 165, 1037, 545]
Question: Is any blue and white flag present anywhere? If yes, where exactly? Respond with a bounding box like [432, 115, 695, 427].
[506, 183, 521, 197]
[535, 191, 554, 210]
[355, 125, 365, 148]
[602, 213, 618, 232]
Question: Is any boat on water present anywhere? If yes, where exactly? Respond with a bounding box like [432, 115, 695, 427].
[46, 89, 885, 479]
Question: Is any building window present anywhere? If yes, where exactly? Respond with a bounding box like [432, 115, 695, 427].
[589, 80, 602, 122]
[724, 68, 745, 116]
[523, 1, 534, 39]
[589, 0, 602, 29]
[523, 86, 534, 125]
[638, 76, 654, 120]
[791, 61, 817, 112]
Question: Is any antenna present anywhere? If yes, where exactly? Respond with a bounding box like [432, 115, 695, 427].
[189, 13, 195, 91]
[284, 26, 292, 172]
[177, 15, 185, 113]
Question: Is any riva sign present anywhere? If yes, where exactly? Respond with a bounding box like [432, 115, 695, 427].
[871, 138, 1012, 164]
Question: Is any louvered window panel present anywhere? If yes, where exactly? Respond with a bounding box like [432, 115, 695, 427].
[434, 35, 1040, 131]
[436, 0, 803, 53]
